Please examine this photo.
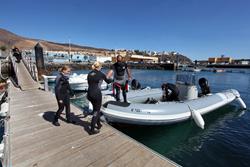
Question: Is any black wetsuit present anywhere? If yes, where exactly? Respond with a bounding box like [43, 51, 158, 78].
[113, 62, 128, 79]
[161, 83, 179, 101]
[12, 48, 22, 63]
[113, 62, 128, 102]
[54, 72, 74, 122]
[87, 70, 112, 131]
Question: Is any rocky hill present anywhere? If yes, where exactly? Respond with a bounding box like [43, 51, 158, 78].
[0, 28, 110, 55]
[159, 52, 193, 64]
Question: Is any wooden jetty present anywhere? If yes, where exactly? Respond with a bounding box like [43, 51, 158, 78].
[7, 59, 177, 166]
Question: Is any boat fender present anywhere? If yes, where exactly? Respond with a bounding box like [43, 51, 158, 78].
[191, 109, 205, 129]
[236, 97, 246, 109]
[0, 143, 4, 153]
[0, 102, 8, 117]
[89, 102, 93, 112]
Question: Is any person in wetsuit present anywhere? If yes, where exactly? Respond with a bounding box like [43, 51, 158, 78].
[108, 55, 131, 102]
[53, 66, 75, 126]
[87, 61, 112, 135]
[161, 83, 179, 101]
[12, 46, 22, 63]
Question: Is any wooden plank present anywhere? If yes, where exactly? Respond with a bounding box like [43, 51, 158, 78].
[29, 130, 125, 167]
[14, 130, 114, 167]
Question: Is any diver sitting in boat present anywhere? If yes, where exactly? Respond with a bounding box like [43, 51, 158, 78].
[144, 83, 179, 104]
[161, 83, 179, 101]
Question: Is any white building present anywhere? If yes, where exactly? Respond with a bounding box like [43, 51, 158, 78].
[130, 55, 158, 63]
[240, 61, 249, 65]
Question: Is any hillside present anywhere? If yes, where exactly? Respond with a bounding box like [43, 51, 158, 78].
[0, 28, 110, 54]
[159, 53, 192, 64]
[0, 28, 192, 63]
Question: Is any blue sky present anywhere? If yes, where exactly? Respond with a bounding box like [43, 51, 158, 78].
[1, 0, 250, 60]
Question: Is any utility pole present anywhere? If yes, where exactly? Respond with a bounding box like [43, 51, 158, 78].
[69, 38, 72, 62]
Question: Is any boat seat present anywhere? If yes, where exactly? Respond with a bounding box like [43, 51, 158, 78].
[103, 101, 130, 108]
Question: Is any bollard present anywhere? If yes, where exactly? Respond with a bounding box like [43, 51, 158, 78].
[34, 43, 45, 80]
[42, 75, 49, 91]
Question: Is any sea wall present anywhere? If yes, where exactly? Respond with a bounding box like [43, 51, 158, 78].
[44, 62, 176, 74]
[207, 64, 250, 68]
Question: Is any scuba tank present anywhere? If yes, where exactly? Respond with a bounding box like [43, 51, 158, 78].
[198, 78, 210, 95]
[131, 79, 141, 90]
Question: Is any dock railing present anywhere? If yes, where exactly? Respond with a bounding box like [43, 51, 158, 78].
[22, 51, 38, 81]
[9, 53, 18, 78]
[42, 75, 56, 91]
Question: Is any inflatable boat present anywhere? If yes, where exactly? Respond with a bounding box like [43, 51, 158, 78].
[101, 74, 246, 129]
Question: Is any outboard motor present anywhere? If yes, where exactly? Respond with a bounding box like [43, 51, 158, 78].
[199, 78, 210, 95]
[161, 83, 179, 101]
[131, 79, 141, 90]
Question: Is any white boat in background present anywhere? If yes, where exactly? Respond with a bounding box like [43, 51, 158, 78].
[47, 76, 56, 83]
[69, 73, 108, 91]
[181, 66, 201, 72]
[213, 69, 225, 73]
[101, 74, 246, 129]
[192, 68, 201, 72]
[42, 73, 108, 91]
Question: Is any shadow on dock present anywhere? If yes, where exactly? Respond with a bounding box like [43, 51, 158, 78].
[42, 111, 93, 134]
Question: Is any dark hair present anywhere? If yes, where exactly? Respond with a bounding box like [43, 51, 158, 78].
[59, 65, 71, 72]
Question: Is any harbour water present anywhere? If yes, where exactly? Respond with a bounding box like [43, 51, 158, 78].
[68, 69, 250, 167]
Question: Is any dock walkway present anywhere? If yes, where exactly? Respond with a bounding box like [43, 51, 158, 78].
[14, 61, 39, 90]
[8, 60, 177, 167]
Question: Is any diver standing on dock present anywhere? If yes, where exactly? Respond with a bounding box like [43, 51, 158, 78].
[87, 62, 112, 135]
[108, 55, 131, 103]
[53, 65, 75, 126]
[12, 46, 22, 63]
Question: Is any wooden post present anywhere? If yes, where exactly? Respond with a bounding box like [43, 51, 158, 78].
[34, 43, 45, 80]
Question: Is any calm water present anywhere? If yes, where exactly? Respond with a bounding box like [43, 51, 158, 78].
[64, 69, 250, 166]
